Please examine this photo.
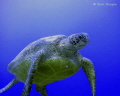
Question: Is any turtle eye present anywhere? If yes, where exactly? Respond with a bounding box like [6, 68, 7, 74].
[78, 36, 82, 39]
[78, 35, 86, 41]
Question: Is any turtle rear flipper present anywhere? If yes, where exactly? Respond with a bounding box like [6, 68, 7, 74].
[0, 78, 19, 94]
[21, 50, 45, 96]
[36, 85, 48, 96]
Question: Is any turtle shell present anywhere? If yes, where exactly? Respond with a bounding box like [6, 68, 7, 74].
[7, 35, 80, 85]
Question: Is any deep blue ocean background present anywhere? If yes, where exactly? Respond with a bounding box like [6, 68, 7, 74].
[0, 0, 120, 96]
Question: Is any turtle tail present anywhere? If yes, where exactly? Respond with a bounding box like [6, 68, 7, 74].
[0, 78, 19, 94]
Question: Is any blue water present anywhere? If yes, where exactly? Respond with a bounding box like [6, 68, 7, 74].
[0, 0, 120, 96]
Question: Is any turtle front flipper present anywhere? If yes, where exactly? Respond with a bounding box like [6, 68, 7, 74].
[35, 85, 48, 96]
[21, 50, 45, 96]
[81, 57, 96, 96]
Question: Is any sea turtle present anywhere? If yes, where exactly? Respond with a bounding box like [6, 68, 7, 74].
[0, 33, 96, 96]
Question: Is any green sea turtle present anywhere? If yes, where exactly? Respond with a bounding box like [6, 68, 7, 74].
[0, 33, 96, 96]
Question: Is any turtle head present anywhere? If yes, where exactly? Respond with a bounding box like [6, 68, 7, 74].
[68, 33, 89, 50]
[59, 33, 89, 52]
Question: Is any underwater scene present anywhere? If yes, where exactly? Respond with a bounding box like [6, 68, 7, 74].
[0, 0, 120, 96]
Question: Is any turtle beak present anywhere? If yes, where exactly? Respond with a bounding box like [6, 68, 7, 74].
[84, 33, 89, 42]
[80, 33, 90, 44]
